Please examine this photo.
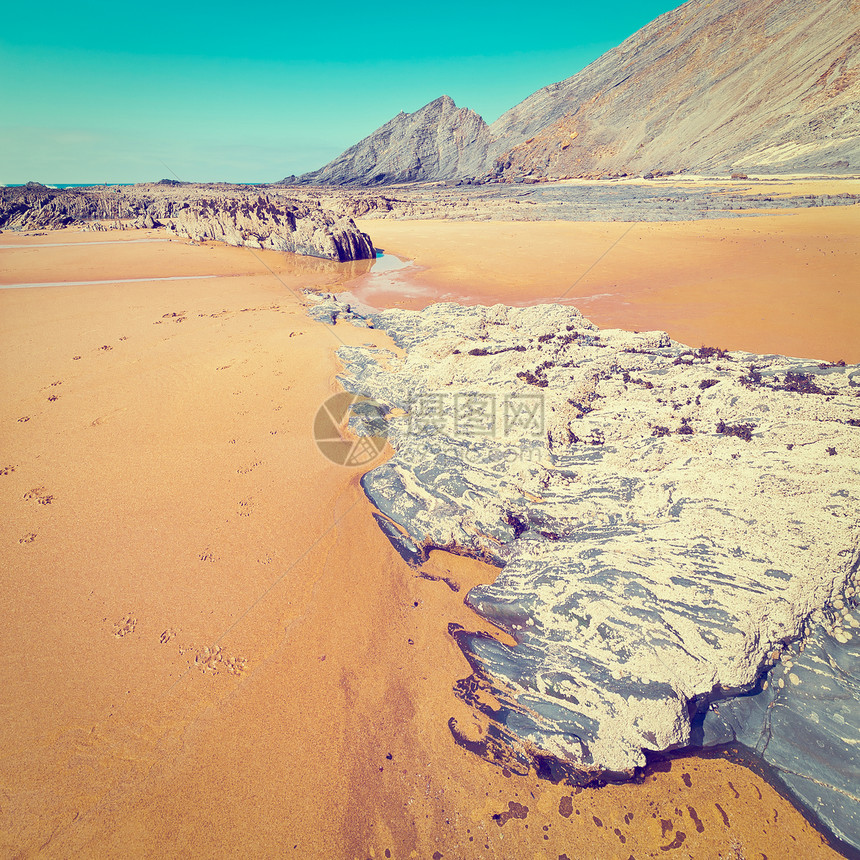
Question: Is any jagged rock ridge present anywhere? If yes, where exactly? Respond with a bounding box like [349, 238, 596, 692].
[296, 0, 860, 182]
[0, 184, 375, 262]
[297, 96, 493, 186]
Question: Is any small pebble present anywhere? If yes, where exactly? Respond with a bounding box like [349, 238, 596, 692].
[789, 673, 801, 685]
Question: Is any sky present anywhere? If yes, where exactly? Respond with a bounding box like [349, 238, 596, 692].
[1, 0, 680, 184]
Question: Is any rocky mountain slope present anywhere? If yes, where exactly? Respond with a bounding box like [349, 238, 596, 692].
[295, 0, 860, 183]
[297, 96, 494, 186]
[0, 182, 374, 261]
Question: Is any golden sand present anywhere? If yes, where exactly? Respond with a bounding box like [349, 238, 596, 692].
[354, 204, 860, 363]
[0, 229, 846, 858]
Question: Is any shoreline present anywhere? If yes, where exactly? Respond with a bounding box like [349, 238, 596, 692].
[353, 204, 860, 363]
[0, 228, 851, 858]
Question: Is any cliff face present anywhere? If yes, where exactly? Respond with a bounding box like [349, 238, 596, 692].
[297, 0, 860, 183]
[0, 184, 375, 262]
[296, 95, 494, 185]
[489, 0, 860, 178]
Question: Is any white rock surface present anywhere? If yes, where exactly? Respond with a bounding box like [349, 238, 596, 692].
[311, 297, 860, 779]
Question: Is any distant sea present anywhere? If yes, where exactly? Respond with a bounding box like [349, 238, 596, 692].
[2, 182, 269, 189]
[0, 183, 135, 189]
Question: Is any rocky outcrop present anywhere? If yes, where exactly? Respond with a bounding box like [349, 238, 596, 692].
[147, 197, 374, 261]
[295, 0, 860, 183]
[288, 181, 859, 224]
[295, 95, 494, 185]
[307, 294, 860, 849]
[0, 184, 374, 262]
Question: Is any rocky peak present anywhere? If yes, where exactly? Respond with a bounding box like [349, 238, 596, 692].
[296, 95, 493, 186]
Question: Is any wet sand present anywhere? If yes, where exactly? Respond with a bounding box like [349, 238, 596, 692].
[354, 204, 860, 363]
[0, 230, 847, 858]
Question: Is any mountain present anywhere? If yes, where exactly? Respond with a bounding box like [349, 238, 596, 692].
[297, 96, 493, 186]
[488, 0, 860, 178]
[294, 0, 860, 183]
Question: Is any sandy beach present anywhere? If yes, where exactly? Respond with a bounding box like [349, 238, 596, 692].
[354, 203, 860, 363]
[0, 226, 850, 858]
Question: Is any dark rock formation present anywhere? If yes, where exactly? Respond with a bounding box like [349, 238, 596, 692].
[697, 603, 859, 854]
[307, 294, 860, 851]
[295, 0, 860, 183]
[0, 184, 374, 262]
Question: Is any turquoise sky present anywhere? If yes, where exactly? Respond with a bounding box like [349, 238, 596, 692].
[1, 1, 679, 184]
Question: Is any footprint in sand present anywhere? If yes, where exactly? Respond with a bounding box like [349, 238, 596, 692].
[23, 487, 54, 505]
[190, 644, 247, 675]
[159, 628, 177, 644]
[237, 498, 254, 517]
[17, 416, 30, 423]
[47, 394, 59, 402]
[113, 615, 137, 637]
[72, 355, 81, 360]
[99, 345, 113, 351]
[1, 465, 16, 476]
[236, 461, 262, 474]
[18, 533, 36, 544]
[199, 549, 217, 562]
[119, 336, 128, 341]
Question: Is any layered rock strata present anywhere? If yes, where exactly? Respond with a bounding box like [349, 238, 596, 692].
[307, 295, 859, 849]
[0, 183, 374, 262]
[296, 95, 493, 186]
[698, 603, 859, 852]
